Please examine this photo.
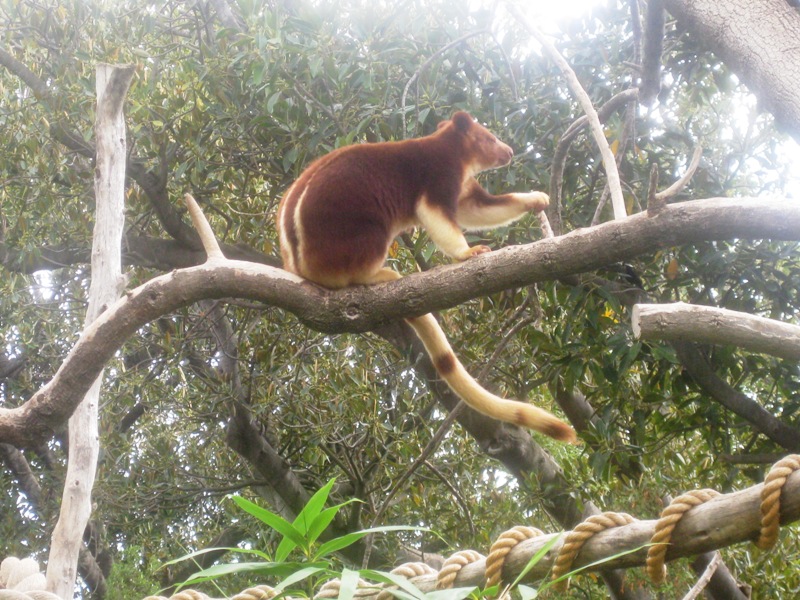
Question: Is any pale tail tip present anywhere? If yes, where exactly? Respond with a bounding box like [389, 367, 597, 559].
[516, 407, 578, 443]
[546, 421, 579, 444]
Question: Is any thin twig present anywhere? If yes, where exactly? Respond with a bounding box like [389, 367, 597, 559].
[423, 459, 476, 538]
[479, 315, 536, 383]
[401, 30, 490, 123]
[361, 401, 466, 568]
[508, 3, 627, 221]
[549, 89, 638, 233]
[655, 146, 703, 201]
[681, 552, 721, 600]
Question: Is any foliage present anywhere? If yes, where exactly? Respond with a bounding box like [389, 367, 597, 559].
[0, 0, 799, 597]
[169, 480, 639, 599]
[105, 546, 164, 600]
[169, 479, 477, 599]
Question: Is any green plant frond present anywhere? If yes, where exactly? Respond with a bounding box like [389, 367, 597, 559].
[227, 495, 307, 555]
[163, 546, 270, 568]
[313, 525, 428, 560]
[179, 560, 322, 588]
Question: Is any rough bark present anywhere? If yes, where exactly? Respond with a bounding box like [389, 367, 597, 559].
[0, 444, 42, 506]
[663, 0, 800, 142]
[690, 552, 750, 600]
[640, 0, 665, 106]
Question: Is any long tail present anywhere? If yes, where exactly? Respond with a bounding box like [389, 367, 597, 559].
[406, 313, 577, 443]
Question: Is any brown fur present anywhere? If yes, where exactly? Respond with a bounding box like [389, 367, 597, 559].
[277, 112, 576, 443]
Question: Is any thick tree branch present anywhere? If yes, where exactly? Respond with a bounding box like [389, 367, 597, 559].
[633, 304, 800, 450]
[0, 47, 51, 99]
[671, 341, 800, 451]
[640, 0, 665, 106]
[633, 302, 800, 361]
[690, 552, 749, 600]
[0, 444, 42, 506]
[1, 198, 799, 448]
[218, 469, 800, 596]
[126, 162, 200, 247]
[663, 0, 800, 142]
[46, 63, 134, 600]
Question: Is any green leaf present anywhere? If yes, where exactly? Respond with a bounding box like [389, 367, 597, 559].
[338, 567, 364, 600]
[314, 526, 426, 560]
[417, 107, 431, 124]
[229, 495, 306, 554]
[306, 503, 351, 544]
[294, 478, 336, 534]
[163, 546, 270, 568]
[541, 543, 653, 591]
[274, 565, 330, 592]
[267, 91, 282, 114]
[275, 478, 339, 560]
[180, 560, 316, 588]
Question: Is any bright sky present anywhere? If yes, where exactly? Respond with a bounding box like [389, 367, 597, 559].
[523, 0, 602, 30]
[519, 0, 800, 199]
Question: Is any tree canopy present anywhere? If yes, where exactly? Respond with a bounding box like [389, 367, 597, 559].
[1, 0, 799, 598]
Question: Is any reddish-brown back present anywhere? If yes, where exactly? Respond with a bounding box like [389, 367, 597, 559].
[277, 111, 513, 288]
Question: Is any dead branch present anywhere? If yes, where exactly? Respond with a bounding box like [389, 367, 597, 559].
[549, 88, 638, 234]
[632, 302, 800, 361]
[654, 146, 703, 202]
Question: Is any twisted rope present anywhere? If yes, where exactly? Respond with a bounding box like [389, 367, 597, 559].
[375, 562, 436, 600]
[4, 454, 785, 600]
[230, 585, 279, 599]
[435, 550, 484, 589]
[757, 454, 800, 550]
[313, 577, 375, 599]
[646, 489, 720, 584]
[164, 591, 210, 600]
[0, 558, 60, 600]
[551, 512, 636, 591]
[484, 526, 543, 590]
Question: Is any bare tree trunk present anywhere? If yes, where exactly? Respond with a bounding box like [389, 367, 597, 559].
[663, 0, 800, 142]
[45, 64, 134, 599]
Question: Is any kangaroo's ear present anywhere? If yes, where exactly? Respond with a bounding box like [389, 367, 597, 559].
[451, 111, 474, 133]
